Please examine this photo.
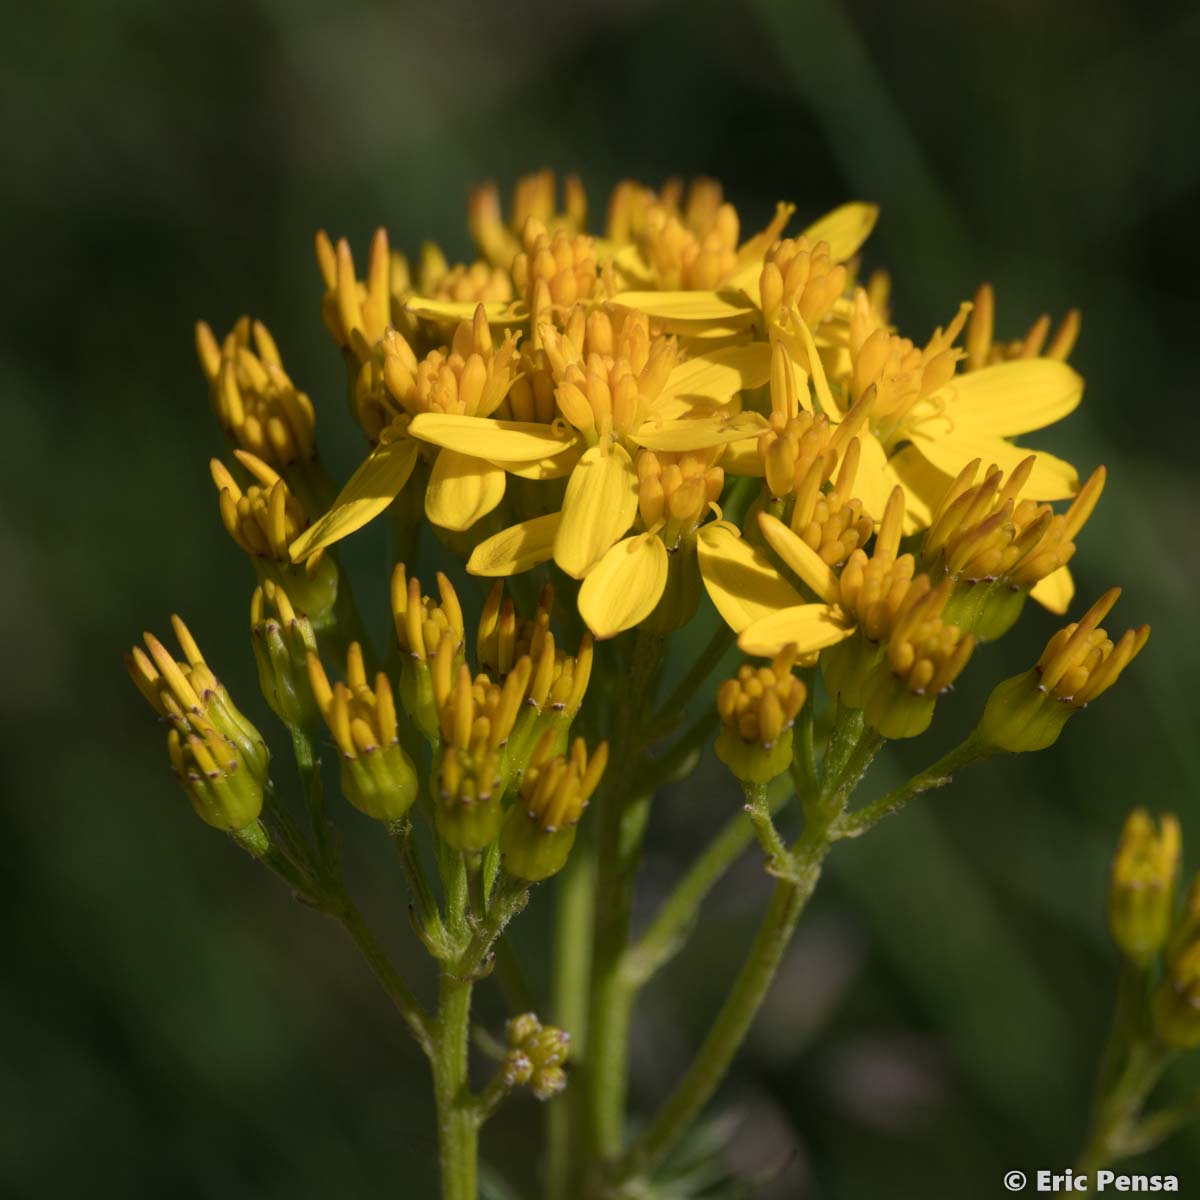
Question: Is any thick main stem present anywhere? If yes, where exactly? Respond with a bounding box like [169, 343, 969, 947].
[433, 972, 478, 1200]
[583, 630, 662, 1165]
[546, 849, 596, 1199]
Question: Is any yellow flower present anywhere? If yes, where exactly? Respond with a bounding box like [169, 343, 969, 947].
[500, 731, 607, 882]
[709, 488, 975, 738]
[715, 648, 808, 783]
[791, 286, 1085, 528]
[978, 588, 1150, 752]
[611, 199, 875, 333]
[313, 226, 408, 357]
[417, 241, 514, 304]
[1108, 809, 1181, 966]
[307, 641, 419, 821]
[290, 305, 539, 559]
[431, 643, 531, 850]
[921, 455, 1106, 635]
[210, 451, 339, 620]
[451, 306, 764, 636]
[126, 616, 270, 789]
[468, 169, 587, 269]
[195, 316, 316, 469]
[964, 282, 1081, 371]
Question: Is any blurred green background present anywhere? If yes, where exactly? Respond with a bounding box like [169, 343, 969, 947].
[4, 0, 1199, 1194]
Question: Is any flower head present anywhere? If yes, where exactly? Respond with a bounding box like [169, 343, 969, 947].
[979, 588, 1150, 752]
[431, 645, 531, 850]
[501, 732, 607, 881]
[196, 317, 316, 468]
[307, 643, 418, 821]
[211, 452, 339, 619]
[715, 648, 808, 782]
[250, 581, 320, 731]
[922, 456, 1106, 636]
[1108, 809, 1182, 965]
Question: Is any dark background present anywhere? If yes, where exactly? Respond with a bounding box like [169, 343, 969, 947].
[4, 0, 1199, 1195]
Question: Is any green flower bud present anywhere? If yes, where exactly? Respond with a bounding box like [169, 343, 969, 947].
[210, 452, 339, 623]
[715, 649, 806, 784]
[167, 725, 264, 833]
[391, 565, 465, 740]
[504, 1013, 570, 1101]
[435, 747, 505, 851]
[250, 582, 319, 729]
[1152, 940, 1200, 1049]
[501, 734, 607, 882]
[1108, 810, 1181, 964]
[979, 590, 1149, 754]
[431, 648, 531, 851]
[307, 643, 418, 822]
[127, 617, 270, 785]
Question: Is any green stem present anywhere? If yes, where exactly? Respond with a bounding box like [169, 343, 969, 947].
[831, 732, 990, 839]
[292, 727, 336, 875]
[390, 820, 451, 958]
[617, 824, 831, 1187]
[646, 710, 719, 790]
[433, 971, 478, 1200]
[1075, 1036, 1176, 1189]
[458, 876, 529, 979]
[337, 902, 434, 1058]
[647, 623, 735, 737]
[623, 783, 789, 988]
[584, 628, 663, 1164]
[547, 849, 596, 1200]
[742, 780, 791, 871]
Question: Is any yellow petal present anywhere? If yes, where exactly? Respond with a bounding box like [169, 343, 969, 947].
[409, 413, 575, 463]
[578, 535, 669, 639]
[757, 513, 839, 604]
[801, 202, 880, 263]
[939, 359, 1083, 436]
[405, 297, 527, 326]
[738, 604, 856, 657]
[659, 343, 774, 403]
[613, 290, 756, 323]
[720, 436, 764, 476]
[697, 523, 804, 632]
[1030, 565, 1074, 615]
[846, 431, 893, 522]
[424, 449, 505, 531]
[554, 444, 639, 579]
[886, 444, 948, 533]
[629, 411, 768, 451]
[735, 201, 796, 267]
[780, 316, 837, 415]
[908, 427, 1079, 500]
[491, 447, 580, 480]
[289, 436, 417, 561]
[466, 513, 561, 576]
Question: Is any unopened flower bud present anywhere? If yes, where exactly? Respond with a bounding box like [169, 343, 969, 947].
[1152, 940, 1200, 1049]
[715, 648, 807, 783]
[501, 734, 607, 882]
[210, 452, 339, 621]
[307, 644, 418, 821]
[1108, 809, 1181, 965]
[432, 653, 530, 850]
[979, 589, 1149, 753]
[391, 565, 465, 739]
[127, 617, 270, 784]
[503, 1013, 570, 1101]
[167, 725, 264, 837]
[250, 582, 319, 730]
